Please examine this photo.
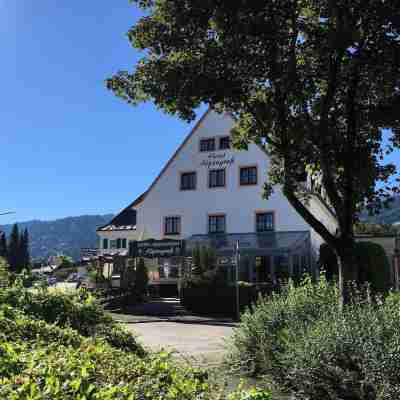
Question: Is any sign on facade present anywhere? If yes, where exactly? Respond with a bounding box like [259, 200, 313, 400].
[130, 239, 184, 258]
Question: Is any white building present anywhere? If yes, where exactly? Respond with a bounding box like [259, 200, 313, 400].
[97, 109, 337, 282]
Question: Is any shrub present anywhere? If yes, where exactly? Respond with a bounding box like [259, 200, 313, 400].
[227, 275, 338, 376]
[278, 294, 400, 399]
[0, 285, 213, 400]
[319, 241, 392, 292]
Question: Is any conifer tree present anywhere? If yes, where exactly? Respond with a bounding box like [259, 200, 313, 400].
[8, 224, 20, 273]
[0, 232, 7, 259]
[19, 229, 30, 270]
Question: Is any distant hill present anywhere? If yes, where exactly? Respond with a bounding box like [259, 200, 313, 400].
[1, 214, 113, 261]
[360, 197, 400, 225]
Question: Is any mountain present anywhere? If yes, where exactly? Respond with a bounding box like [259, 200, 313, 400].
[1, 214, 113, 261]
[360, 197, 400, 225]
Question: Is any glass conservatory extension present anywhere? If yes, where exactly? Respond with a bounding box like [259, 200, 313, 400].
[185, 231, 313, 283]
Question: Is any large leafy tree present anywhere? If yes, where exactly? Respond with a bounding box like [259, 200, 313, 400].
[108, 0, 400, 302]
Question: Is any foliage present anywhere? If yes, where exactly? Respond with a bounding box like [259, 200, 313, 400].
[0, 233, 7, 259]
[0, 257, 10, 287]
[228, 277, 400, 399]
[227, 275, 338, 376]
[229, 386, 273, 400]
[58, 254, 74, 269]
[0, 283, 217, 399]
[108, 0, 400, 302]
[3, 224, 30, 273]
[192, 245, 217, 275]
[319, 241, 392, 292]
[354, 221, 400, 236]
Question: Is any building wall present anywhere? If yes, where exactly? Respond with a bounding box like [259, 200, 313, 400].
[134, 111, 310, 239]
[97, 230, 139, 256]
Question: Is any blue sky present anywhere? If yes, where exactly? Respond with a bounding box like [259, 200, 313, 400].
[0, 1, 202, 225]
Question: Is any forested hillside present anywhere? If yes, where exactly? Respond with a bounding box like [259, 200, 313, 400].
[1, 214, 113, 261]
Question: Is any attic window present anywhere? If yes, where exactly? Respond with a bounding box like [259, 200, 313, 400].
[200, 138, 215, 152]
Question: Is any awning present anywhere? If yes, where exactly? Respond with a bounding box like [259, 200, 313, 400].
[186, 231, 310, 256]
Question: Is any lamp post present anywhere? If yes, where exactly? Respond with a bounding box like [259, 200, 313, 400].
[235, 240, 240, 321]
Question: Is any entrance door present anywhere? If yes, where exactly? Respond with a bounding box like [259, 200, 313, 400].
[255, 256, 272, 283]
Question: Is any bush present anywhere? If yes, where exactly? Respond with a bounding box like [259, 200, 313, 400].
[279, 293, 400, 399]
[0, 285, 144, 354]
[319, 241, 392, 292]
[228, 276, 400, 399]
[227, 276, 337, 376]
[0, 285, 213, 399]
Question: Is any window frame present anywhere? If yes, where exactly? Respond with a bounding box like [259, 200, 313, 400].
[255, 211, 275, 233]
[239, 165, 258, 186]
[180, 171, 197, 191]
[208, 168, 226, 188]
[219, 136, 231, 150]
[164, 215, 181, 236]
[208, 214, 226, 234]
[199, 138, 216, 152]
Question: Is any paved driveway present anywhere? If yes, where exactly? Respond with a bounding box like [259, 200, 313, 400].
[111, 298, 236, 366]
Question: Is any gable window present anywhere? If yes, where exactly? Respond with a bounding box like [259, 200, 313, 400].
[209, 215, 226, 234]
[240, 166, 258, 185]
[180, 172, 196, 190]
[256, 212, 274, 232]
[200, 138, 215, 152]
[164, 216, 181, 235]
[103, 238, 108, 250]
[209, 169, 226, 188]
[219, 136, 230, 150]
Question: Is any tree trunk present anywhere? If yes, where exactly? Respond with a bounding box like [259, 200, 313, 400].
[336, 247, 358, 308]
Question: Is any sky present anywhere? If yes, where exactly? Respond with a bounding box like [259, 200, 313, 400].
[0, 1, 202, 225]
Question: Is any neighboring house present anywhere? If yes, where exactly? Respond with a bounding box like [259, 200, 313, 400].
[97, 109, 338, 282]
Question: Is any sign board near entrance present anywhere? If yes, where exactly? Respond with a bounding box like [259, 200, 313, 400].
[130, 239, 184, 258]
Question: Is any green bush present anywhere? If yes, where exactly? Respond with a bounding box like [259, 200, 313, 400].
[0, 286, 144, 354]
[228, 276, 400, 399]
[0, 285, 213, 399]
[227, 275, 338, 376]
[278, 293, 400, 399]
[319, 241, 392, 292]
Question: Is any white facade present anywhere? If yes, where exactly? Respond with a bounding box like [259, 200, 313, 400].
[98, 109, 338, 262]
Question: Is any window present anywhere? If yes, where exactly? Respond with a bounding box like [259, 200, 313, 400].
[219, 136, 230, 150]
[110, 240, 117, 249]
[164, 216, 181, 235]
[180, 172, 196, 190]
[209, 169, 226, 188]
[240, 166, 258, 185]
[200, 138, 215, 152]
[121, 238, 127, 249]
[256, 212, 274, 232]
[103, 238, 108, 250]
[209, 215, 226, 234]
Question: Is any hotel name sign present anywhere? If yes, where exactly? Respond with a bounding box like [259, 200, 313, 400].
[130, 239, 184, 258]
[200, 153, 234, 169]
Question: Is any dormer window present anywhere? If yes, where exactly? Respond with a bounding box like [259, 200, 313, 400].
[200, 138, 215, 152]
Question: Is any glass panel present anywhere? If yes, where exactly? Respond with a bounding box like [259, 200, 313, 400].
[219, 136, 230, 150]
[200, 138, 215, 152]
[165, 217, 180, 235]
[240, 167, 257, 185]
[256, 212, 274, 232]
[181, 172, 196, 190]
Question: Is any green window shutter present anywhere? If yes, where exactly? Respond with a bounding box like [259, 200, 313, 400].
[103, 239, 108, 249]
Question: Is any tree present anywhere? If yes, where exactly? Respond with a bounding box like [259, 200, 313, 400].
[0, 232, 7, 259]
[108, 1, 400, 304]
[19, 229, 30, 270]
[0, 257, 10, 287]
[135, 258, 149, 299]
[7, 224, 21, 273]
[58, 255, 74, 269]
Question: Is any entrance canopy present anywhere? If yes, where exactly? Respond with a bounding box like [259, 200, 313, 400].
[186, 231, 310, 256]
